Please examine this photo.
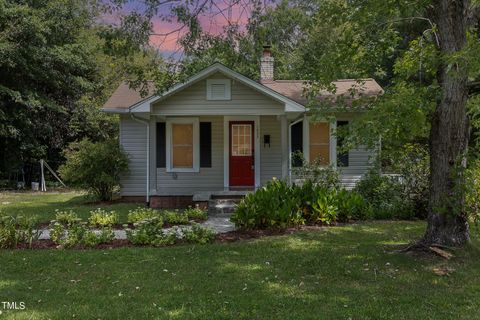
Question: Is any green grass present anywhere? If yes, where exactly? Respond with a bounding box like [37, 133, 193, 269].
[0, 191, 142, 223]
[1, 221, 480, 319]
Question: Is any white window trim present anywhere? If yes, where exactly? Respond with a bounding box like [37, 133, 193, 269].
[166, 117, 200, 173]
[206, 79, 231, 100]
[304, 116, 337, 168]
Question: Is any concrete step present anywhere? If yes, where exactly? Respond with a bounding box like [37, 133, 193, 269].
[208, 198, 241, 216]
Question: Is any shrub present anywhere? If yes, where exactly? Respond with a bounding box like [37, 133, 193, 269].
[0, 214, 41, 249]
[232, 178, 372, 230]
[88, 208, 119, 227]
[354, 171, 415, 220]
[126, 217, 164, 245]
[83, 228, 115, 247]
[163, 210, 189, 225]
[127, 207, 160, 223]
[126, 218, 215, 246]
[292, 154, 340, 190]
[59, 139, 129, 201]
[184, 223, 216, 244]
[54, 210, 81, 226]
[184, 206, 208, 220]
[466, 159, 480, 225]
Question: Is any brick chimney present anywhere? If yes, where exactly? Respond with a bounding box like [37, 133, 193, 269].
[260, 45, 274, 82]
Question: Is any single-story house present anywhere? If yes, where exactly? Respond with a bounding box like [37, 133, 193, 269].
[102, 47, 383, 208]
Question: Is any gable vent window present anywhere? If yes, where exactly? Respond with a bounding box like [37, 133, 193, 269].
[207, 79, 231, 100]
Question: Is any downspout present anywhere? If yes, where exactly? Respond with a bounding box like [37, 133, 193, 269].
[130, 113, 150, 207]
[288, 114, 306, 185]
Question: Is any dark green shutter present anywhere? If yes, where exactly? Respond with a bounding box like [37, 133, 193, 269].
[200, 122, 212, 167]
[156, 122, 166, 168]
[337, 121, 349, 167]
[291, 121, 303, 167]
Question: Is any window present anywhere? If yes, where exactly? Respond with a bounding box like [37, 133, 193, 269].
[231, 124, 252, 156]
[206, 79, 231, 100]
[309, 122, 330, 165]
[166, 118, 199, 172]
[290, 121, 303, 167]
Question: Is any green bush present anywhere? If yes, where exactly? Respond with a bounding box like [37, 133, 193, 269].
[354, 171, 415, 220]
[59, 139, 129, 201]
[54, 210, 81, 226]
[184, 223, 216, 244]
[184, 206, 208, 220]
[232, 179, 371, 230]
[0, 214, 41, 249]
[83, 228, 115, 247]
[127, 207, 161, 223]
[88, 208, 119, 227]
[466, 159, 480, 225]
[125, 218, 214, 246]
[163, 210, 189, 225]
[126, 217, 165, 245]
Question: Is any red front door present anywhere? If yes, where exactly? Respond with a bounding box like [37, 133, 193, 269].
[229, 121, 254, 187]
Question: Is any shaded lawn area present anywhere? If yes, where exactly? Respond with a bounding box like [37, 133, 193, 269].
[0, 191, 142, 223]
[1, 221, 480, 319]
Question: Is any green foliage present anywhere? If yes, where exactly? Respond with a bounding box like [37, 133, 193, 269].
[88, 208, 119, 227]
[59, 139, 129, 201]
[126, 217, 214, 246]
[184, 206, 208, 220]
[232, 179, 370, 230]
[466, 159, 480, 225]
[125, 217, 165, 245]
[127, 207, 161, 223]
[163, 210, 189, 225]
[292, 156, 340, 189]
[54, 209, 81, 226]
[354, 171, 415, 220]
[83, 228, 115, 248]
[184, 223, 216, 244]
[0, 214, 40, 248]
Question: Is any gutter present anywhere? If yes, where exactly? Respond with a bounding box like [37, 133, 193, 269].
[130, 113, 150, 207]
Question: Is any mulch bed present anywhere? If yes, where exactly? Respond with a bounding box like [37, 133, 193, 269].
[215, 225, 329, 243]
[11, 224, 334, 250]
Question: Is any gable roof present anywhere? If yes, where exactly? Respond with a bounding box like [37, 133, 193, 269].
[102, 63, 383, 113]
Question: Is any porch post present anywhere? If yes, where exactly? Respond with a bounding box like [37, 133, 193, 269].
[280, 115, 288, 179]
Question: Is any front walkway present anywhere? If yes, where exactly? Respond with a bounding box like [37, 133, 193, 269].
[38, 215, 235, 240]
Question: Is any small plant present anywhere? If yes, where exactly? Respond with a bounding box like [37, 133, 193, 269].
[0, 214, 41, 249]
[162, 210, 189, 225]
[127, 207, 160, 223]
[126, 217, 164, 245]
[184, 223, 216, 244]
[184, 206, 208, 220]
[54, 210, 81, 226]
[88, 208, 119, 227]
[83, 228, 115, 247]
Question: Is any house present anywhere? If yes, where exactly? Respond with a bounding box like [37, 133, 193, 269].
[102, 47, 383, 208]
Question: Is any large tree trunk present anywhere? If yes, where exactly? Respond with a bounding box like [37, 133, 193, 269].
[423, 0, 471, 246]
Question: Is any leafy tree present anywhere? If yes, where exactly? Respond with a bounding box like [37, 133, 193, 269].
[59, 139, 129, 201]
[0, 0, 161, 181]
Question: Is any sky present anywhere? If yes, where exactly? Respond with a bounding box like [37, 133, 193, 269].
[102, 0, 260, 59]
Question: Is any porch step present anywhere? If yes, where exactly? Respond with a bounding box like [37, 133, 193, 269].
[208, 198, 242, 217]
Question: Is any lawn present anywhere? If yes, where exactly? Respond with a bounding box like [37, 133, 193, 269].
[0, 191, 142, 223]
[0, 220, 480, 319]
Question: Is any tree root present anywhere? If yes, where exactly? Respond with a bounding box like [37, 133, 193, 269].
[393, 240, 454, 259]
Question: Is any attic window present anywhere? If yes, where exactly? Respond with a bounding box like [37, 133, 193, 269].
[207, 79, 231, 100]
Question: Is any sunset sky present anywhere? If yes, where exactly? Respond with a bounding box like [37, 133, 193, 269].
[104, 1, 259, 59]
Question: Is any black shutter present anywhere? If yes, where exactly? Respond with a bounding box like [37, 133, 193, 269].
[200, 122, 212, 167]
[337, 121, 349, 167]
[291, 121, 303, 167]
[156, 122, 166, 168]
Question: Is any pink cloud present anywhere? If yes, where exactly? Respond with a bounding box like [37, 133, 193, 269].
[149, 2, 254, 56]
